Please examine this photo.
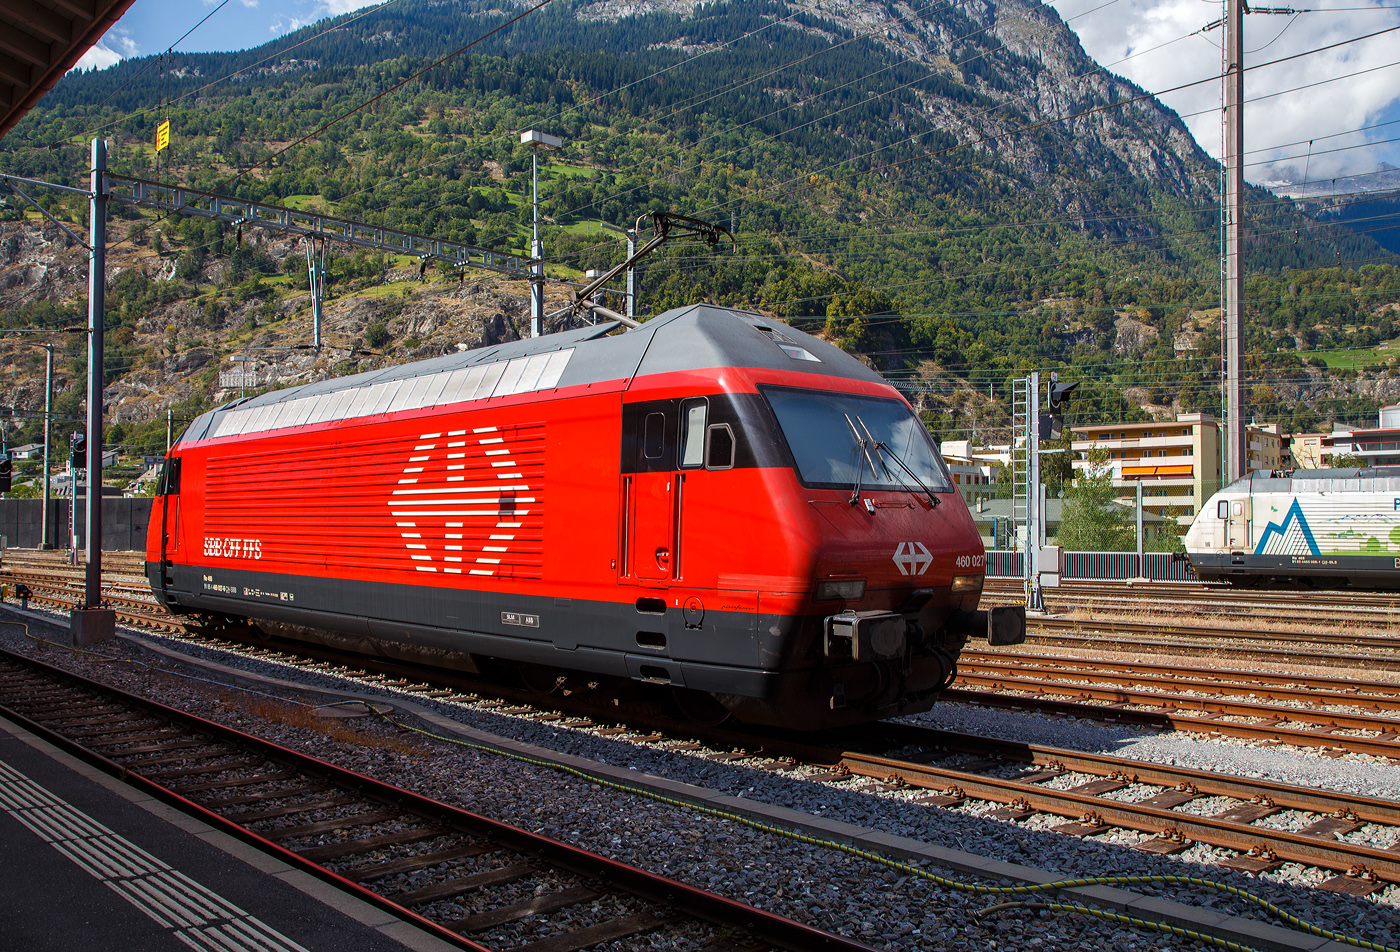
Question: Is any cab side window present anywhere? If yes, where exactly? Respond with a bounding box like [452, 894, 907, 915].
[643, 412, 666, 460]
[1217, 500, 1228, 520]
[158, 457, 182, 496]
[679, 399, 708, 468]
[705, 424, 735, 470]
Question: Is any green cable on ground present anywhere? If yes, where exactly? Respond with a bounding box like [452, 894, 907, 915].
[373, 709, 1399, 952]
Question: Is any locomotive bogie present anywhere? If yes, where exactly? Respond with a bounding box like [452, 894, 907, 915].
[148, 305, 1020, 728]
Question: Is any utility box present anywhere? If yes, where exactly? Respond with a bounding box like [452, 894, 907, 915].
[1038, 544, 1061, 590]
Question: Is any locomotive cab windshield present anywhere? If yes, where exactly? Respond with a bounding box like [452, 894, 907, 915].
[760, 386, 954, 497]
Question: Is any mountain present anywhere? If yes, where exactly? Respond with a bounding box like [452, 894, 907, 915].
[0, 0, 1396, 472]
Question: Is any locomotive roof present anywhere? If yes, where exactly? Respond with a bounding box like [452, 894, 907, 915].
[1228, 467, 1400, 493]
[178, 304, 884, 445]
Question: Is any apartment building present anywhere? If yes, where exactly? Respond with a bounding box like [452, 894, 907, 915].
[1289, 432, 1330, 468]
[1070, 413, 1297, 523]
[1324, 405, 1400, 467]
[1070, 413, 1222, 523]
[939, 441, 998, 506]
[947, 462, 996, 505]
[1248, 423, 1287, 471]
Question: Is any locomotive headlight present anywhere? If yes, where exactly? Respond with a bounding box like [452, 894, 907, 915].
[817, 578, 866, 601]
[950, 575, 984, 595]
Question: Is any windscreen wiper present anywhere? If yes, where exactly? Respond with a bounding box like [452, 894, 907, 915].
[856, 415, 941, 508]
[844, 413, 880, 505]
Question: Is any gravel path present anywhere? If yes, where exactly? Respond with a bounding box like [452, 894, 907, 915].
[2, 611, 1398, 952]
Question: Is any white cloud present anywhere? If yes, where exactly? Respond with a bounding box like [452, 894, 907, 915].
[69, 29, 138, 71]
[1054, 0, 1400, 185]
[325, 0, 382, 13]
[271, 1, 379, 34]
[72, 42, 124, 71]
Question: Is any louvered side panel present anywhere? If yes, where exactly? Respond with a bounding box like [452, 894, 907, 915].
[199, 421, 545, 581]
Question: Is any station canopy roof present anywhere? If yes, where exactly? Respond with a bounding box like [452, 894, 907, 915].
[0, 0, 138, 140]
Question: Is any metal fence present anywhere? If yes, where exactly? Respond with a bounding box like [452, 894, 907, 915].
[0, 498, 152, 551]
[986, 550, 1198, 582]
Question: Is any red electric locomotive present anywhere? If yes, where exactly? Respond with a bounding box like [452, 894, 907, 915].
[147, 303, 1023, 728]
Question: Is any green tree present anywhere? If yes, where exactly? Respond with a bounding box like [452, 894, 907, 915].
[1056, 448, 1134, 551]
[1148, 504, 1188, 552]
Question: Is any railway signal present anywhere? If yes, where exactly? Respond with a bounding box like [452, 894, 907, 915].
[69, 433, 86, 471]
[1043, 379, 1078, 440]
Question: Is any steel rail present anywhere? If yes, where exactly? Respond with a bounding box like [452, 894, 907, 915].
[802, 744, 1400, 883]
[0, 646, 877, 952]
[940, 687, 1400, 759]
[984, 587, 1400, 622]
[966, 650, 1400, 697]
[95, 627, 1400, 888]
[112, 622, 1400, 880]
[873, 723, 1400, 826]
[959, 653, 1400, 710]
[948, 671, 1400, 733]
[1005, 631, 1400, 671]
[1024, 615, 1400, 651]
[984, 578, 1400, 608]
[633, 721, 1400, 883]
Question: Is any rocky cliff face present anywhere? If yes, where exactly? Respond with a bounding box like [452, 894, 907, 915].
[0, 217, 556, 431]
[576, 0, 1213, 201]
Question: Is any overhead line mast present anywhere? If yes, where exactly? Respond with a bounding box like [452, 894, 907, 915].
[1220, 0, 1296, 484]
[1224, 0, 1245, 485]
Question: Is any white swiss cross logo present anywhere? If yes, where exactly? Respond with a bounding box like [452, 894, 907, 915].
[893, 542, 933, 576]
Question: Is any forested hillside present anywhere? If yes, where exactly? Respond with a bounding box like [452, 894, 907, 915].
[0, 0, 1396, 467]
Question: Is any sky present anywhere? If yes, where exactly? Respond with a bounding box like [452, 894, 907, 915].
[1049, 0, 1400, 189]
[73, 0, 1400, 189]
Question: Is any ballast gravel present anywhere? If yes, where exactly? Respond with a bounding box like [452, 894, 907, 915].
[2, 614, 1399, 952]
[915, 701, 1400, 800]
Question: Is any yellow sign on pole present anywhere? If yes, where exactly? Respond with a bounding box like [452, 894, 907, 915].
[156, 120, 170, 153]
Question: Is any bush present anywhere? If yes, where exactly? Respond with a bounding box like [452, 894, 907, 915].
[365, 321, 391, 349]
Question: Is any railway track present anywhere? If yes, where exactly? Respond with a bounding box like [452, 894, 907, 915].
[8, 555, 1400, 895]
[1005, 630, 1400, 672]
[40, 618, 1400, 896]
[948, 655, 1400, 761]
[962, 651, 1400, 709]
[9, 562, 1400, 756]
[984, 577, 1400, 607]
[1024, 615, 1400, 652]
[154, 633, 1400, 893]
[984, 579, 1400, 629]
[0, 645, 874, 952]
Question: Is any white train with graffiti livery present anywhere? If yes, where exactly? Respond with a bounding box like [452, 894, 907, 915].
[1183, 468, 1400, 588]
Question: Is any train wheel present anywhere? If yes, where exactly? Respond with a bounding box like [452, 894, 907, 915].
[672, 688, 732, 727]
[518, 663, 567, 697]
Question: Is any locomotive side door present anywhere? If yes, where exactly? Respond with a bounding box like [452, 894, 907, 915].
[1226, 496, 1251, 551]
[625, 410, 675, 583]
[1212, 499, 1227, 550]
